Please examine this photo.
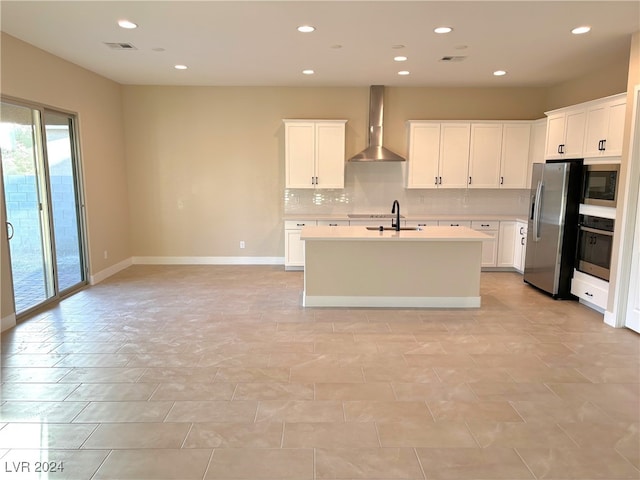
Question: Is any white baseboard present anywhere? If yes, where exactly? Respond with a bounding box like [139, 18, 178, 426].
[1, 313, 16, 332]
[604, 310, 623, 328]
[90, 257, 133, 285]
[303, 294, 481, 308]
[132, 256, 284, 265]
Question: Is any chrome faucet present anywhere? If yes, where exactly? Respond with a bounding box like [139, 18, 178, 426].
[391, 200, 400, 231]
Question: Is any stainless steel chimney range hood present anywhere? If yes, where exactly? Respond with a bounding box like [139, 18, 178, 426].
[349, 85, 405, 162]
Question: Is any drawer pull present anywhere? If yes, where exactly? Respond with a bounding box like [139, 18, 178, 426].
[296, 223, 306, 227]
[481, 224, 490, 227]
[585, 291, 594, 297]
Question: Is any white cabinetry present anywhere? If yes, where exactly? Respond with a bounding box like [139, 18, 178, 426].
[500, 123, 531, 188]
[513, 221, 527, 273]
[583, 94, 626, 158]
[406, 122, 470, 189]
[545, 109, 586, 160]
[284, 120, 347, 189]
[471, 221, 499, 267]
[571, 270, 609, 311]
[497, 221, 517, 268]
[527, 119, 546, 188]
[468, 124, 503, 189]
[284, 220, 316, 270]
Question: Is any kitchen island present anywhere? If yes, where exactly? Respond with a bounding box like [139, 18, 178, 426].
[300, 225, 489, 308]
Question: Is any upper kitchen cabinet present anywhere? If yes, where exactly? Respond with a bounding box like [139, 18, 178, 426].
[499, 123, 531, 188]
[467, 122, 531, 189]
[468, 123, 503, 189]
[545, 108, 586, 160]
[407, 121, 470, 189]
[583, 93, 626, 158]
[527, 119, 546, 188]
[284, 119, 347, 189]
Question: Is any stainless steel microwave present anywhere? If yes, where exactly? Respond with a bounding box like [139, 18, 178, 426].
[583, 164, 619, 207]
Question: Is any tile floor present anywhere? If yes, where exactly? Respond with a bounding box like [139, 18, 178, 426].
[1, 265, 639, 479]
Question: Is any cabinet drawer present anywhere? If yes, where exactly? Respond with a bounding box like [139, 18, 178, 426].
[406, 220, 438, 227]
[284, 220, 316, 229]
[471, 220, 499, 231]
[438, 220, 472, 228]
[317, 220, 349, 226]
[571, 275, 608, 309]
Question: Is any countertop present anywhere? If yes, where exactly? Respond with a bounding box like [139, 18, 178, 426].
[300, 225, 491, 242]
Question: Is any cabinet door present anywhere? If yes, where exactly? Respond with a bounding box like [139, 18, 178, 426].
[407, 122, 440, 188]
[497, 221, 516, 267]
[439, 123, 470, 188]
[527, 119, 546, 188]
[480, 231, 498, 267]
[513, 221, 527, 272]
[583, 103, 609, 157]
[603, 100, 626, 157]
[563, 109, 586, 158]
[315, 122, 346, 189]
[285, 122, 315, 188]
[468, 124, 502, 188]
[284, 229, 305, 267]
[500, 123, 531, 188]
[545, 114, 566, 159]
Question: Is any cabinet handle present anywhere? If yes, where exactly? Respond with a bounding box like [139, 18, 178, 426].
[521, 237, 525, 245]
[500, 176, 504, 185]
[558, 144, 562, 154]
[585, 291, 593, 297]
[296, 223, 306, 227]
[329, 223, 337, 226]
[451, 223, 460, 226]
[601, 139, 606, 151]
[439, 176, 442, 185]
[519, 226, 525, 235]
[469, 176, 472, 185]
[481, 224, 490, 227]
[435, 176, 439, 185]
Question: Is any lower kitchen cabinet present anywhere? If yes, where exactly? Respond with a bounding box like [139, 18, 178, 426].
[471, 221, 498, 267]
[513, 221, 527, 273]
[497, 221, 517, 268]
[571, 270, 609, 311]
[284, 220, 316, 270]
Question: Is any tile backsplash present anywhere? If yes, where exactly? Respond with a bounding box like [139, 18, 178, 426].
[285, 162, 531, 216]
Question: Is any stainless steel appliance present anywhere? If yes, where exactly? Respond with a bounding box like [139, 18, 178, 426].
[582, 164, 619, 207]
[524, 161, 583, 298]
[577, 215, 614, 281]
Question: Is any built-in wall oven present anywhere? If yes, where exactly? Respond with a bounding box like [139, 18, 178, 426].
[582, 164, 620, 207]
[577, 214, 614, 281]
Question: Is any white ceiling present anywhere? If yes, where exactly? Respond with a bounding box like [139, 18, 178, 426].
[1, 1, 638, 87]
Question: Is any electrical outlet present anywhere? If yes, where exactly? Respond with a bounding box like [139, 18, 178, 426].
[239, 241, 245, 249]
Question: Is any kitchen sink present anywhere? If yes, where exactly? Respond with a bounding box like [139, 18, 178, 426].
[365, 226, 422, 231]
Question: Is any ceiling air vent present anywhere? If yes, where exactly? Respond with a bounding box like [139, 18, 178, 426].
[104, 42, 137, 50]
[440, 56, 467, 62]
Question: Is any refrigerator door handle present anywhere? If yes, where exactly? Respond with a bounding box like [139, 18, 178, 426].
[533, 180, 543, 241]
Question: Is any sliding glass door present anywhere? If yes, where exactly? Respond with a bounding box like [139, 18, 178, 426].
[1, 100, 87, 316]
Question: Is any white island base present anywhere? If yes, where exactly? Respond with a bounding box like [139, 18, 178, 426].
[301, 226, 488, 308]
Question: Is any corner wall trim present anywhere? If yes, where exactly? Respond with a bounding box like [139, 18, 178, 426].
[1, 313, 16, 332]
[132, 256, 285, 266]
[90, 257, 133, 285]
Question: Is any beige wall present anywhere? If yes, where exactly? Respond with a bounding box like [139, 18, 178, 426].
[123, 85, 550, 257]
[608, 31, 640, 311]
[545, 56, 630, 110]
[0, 33, 130, 321]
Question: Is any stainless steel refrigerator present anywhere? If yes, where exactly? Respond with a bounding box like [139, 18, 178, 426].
[524, 161, 583, 298]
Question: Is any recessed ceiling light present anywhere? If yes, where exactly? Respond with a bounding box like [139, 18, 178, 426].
[118, 19, 138, 29]
[302, 69, 315, 75]
[493, 70, 507, 76]
[398, 70, 410, 76]
[434, 27, 453, 34]
[571, 25, 591, 35]
[174, 65, 188, 70]
[297, 25, 315, 33]
[394, 56, 408, 62]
